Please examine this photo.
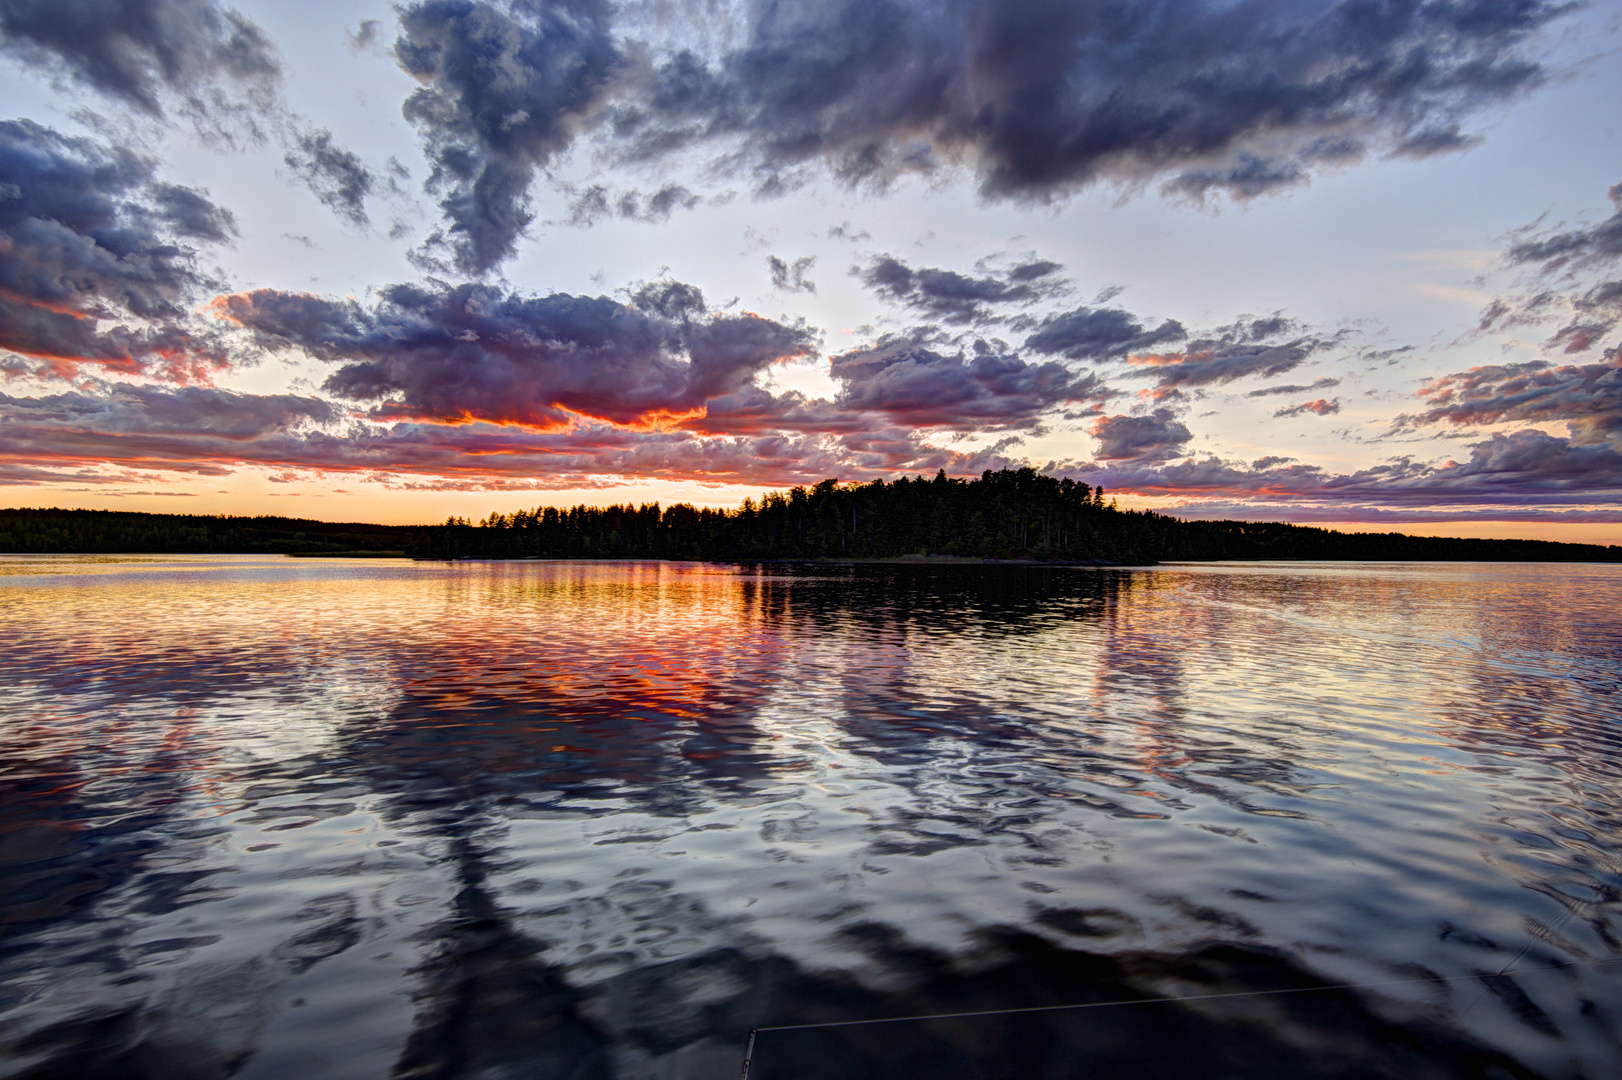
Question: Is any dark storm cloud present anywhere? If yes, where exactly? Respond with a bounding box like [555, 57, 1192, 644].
[215, 279, 816, 429]
[827, 334, 1106, 430]
[375, 0, 1568, 272]
[858, 254, 1066, 324]
[1129, 316, 1324, 388]
[608, 0, 1565, 203]
[0, 0, 281, 142]
[1023, 304, 1185, 361]
[1274, 398, 1340, 418]
[0, 119, 231, 381]
[393, 0, 620, 275]
[283, 128, 375, 227]
[1088, 408, 1192, 462]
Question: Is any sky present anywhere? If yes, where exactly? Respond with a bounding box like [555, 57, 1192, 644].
[0, 0, 1619, 540]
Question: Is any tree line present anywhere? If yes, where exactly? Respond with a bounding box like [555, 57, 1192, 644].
[0, 509, 408, 555]
[3, 469, 1618, 563]
[415, 469, 1126, 560]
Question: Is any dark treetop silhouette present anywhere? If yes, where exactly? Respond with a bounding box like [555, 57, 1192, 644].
[4, 469, 1619, 563]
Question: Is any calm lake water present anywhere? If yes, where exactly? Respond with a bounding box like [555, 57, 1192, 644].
[1, 556, 1619, 1079]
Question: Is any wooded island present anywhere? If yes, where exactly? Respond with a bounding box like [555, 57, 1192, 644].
[3, 469, 1616, 563]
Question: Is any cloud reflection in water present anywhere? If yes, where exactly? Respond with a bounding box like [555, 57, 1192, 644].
[0, 557, 1618, 1078]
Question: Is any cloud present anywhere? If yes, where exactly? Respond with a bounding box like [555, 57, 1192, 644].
[1412, 358, 1621, 446]
[858, 254, 1066, 323]
[1023, 304, 1185, 361]
[149, 180, 237, 242]
[1466, 185, 1622, 411]
[1154, 502, 1622, 525]
[1247, 377, 1341, 398]
[1129, 316, 1324, 388]
[1161, 151, 1320, 205]
[283, 128, 375, 227]
[0, 383, 334, 481]
[0, 119, 232, 381]
[607, 0, 1566, 203]
[1088, 408, 1192, 462]
[0, 0, 390, 230]
[769, 254, 816, 293]
[625, 277, 704, 322]
[214, 279, 817, 429]
[1074, 428, 1622, 509]
[217, 273, 1111, 440]
[394, 0, 620, 274]
[565, 183, 611, 225]
[372, 0, 1570, 273]
[1545, 279, 1622, 355]
[1507, 181, 1622, 273]
[565, 181, 700, 226]
[828, 334, 1106, 430]
[0, 0, 281, 144]
[348, 19, 384, 53]
[1274, 398, 1340, 418]
[0, 380, 1026, 490]
[4, 363, 1616, 517]
[640, 182, 699, 220]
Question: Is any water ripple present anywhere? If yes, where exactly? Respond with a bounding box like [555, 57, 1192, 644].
[0, 556, 1618, 1078]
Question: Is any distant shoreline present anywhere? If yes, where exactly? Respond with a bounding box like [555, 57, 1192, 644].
[399, 553, 1148, 566]
[4, 491, 1620, 565]
[12, 548, 1622, 566]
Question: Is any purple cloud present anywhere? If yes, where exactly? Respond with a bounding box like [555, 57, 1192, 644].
[1089, 408, 1192, 462]
[858, 254, 1067, 324]
[1129, 316, 1325, 389]
[0, 119, 232, 382]
[216, 280, 817, 429]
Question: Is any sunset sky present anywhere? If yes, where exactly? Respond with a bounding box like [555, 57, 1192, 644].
[1, 0, 1619, 539]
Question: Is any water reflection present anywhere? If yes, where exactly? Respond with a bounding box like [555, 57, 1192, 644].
[0, 557, 1618, 1078]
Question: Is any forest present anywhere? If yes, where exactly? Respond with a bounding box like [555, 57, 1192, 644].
[3, 469, 1618, 563]
[0, 509, 408, 556]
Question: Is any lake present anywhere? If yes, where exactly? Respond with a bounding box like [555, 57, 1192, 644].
[0, 556, 1618, 1079]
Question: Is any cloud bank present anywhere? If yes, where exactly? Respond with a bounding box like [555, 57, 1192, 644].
[384, 0, 1571, 273]
[0, 119, 232, 382]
